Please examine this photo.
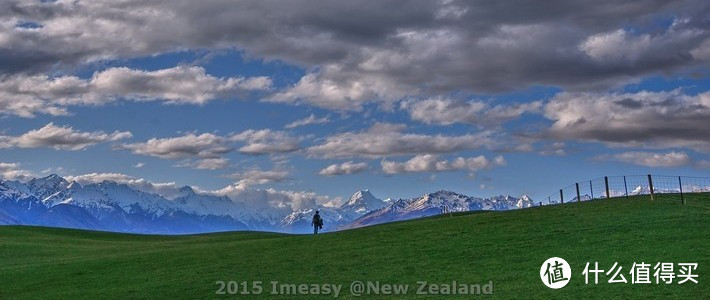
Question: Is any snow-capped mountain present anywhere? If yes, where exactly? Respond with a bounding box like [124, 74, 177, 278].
[0, 174, 535, 234]
[1, 175, 252, 234]
[27, 174, 70, 202]
[0, 179, 45, 225]
[349, 190, 535, 228]
[52, 180, 172, 216]
[268, 189, 389, 232]
[280, 207, 353, 233]
[339, 190, 387, 218]
[630, 185, 687, 195]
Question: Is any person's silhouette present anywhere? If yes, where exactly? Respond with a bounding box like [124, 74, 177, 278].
[311, 211, 323, 234]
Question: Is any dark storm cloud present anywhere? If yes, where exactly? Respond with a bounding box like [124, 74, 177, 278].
[0, 0, 707, 102]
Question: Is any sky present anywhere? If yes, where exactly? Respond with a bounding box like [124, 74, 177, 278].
[0, 0, 708, 211]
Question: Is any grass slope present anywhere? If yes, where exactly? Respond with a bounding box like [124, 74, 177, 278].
[1, 193, 708, 299]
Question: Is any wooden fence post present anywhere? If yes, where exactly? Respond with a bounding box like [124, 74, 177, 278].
[576, 183, 581, 202]
[623, 176, 628, 199]
[560, 189, 564, 204]
[590, 180, 594, 199]
[679, 176, 685, 205]
[648, 174, 655, 201]
[604, 176, 610, 199]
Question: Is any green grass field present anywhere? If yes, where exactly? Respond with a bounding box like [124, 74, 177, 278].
[1, 193, 708, 299]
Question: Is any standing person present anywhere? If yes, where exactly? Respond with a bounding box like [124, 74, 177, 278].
[311, 211, 323, 234]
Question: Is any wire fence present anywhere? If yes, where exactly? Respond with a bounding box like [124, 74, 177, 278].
[542, 175, 710, 206]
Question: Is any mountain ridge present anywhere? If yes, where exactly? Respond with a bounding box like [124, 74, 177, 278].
[0, 174, 535, 234]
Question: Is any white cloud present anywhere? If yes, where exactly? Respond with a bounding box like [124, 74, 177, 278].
[120, 133, 230, 159]
[228, 168, 291, 188]
[120, 133, 233, 170]
[269, 68, 409, 111]
[308, 123, 497, 158]
[580, 29, 653, 63]
[88, 66, 270, 104]
[230, 129, 301, 155]
[381, 154, 505, 174]
[539, 142, 568, 156]
[208, 184, 339, 212]
[284, 114, 330, 129]
[0, 123, 131, 150]
[120, 129, 302, 169]
[544, 90, 710, 152]
[64, 172, 184, 199]
[597, 151, 692, 167]
[479, 183, 494, 190]
[690, 38, 710, 61]
[580, 21, 704, 64]
[0, 162, 33, 181]
[0, 66, 271, 117]
[41, 167, 65, 175]
[133, 162, 145, 168]
[401, 97, 542, 126]
[177, 158, 230, 170]
[318, 161, 368, 176]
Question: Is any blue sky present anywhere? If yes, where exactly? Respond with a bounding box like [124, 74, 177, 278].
[0, 0, 708, 209]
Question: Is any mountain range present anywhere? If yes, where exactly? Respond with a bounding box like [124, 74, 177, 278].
[0, 174, 535, 234]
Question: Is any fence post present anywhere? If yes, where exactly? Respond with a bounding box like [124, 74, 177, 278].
[604, 176, 610, 198]
[590, 180, 594, 199]
[623, 176, 628, 199]
[648, 174, 655, 201]
[679, 176, 685, 205]
[576, 183, 581, 202]
[548, 196, 550, 205]
[560, 189, 564, 204]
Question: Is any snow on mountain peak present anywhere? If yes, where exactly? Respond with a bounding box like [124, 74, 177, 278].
[341, 190, 386, 215]
[1, 173, 540, 234]
[179, 186, 196, 195]
[348, 191, 537, 228]
[26, 174, 70, 202]
[43, 173, 63, 181]
[346, 190, 373, 204]
[413, 190, 471, 211]
[66, 181, 81, 189]
[29, 174, 68, 188]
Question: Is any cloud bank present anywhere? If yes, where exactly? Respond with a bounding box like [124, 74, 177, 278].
[0, 123, 131, 150]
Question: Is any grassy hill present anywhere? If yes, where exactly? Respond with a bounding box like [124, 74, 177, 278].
[1, 193, 708, 299]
